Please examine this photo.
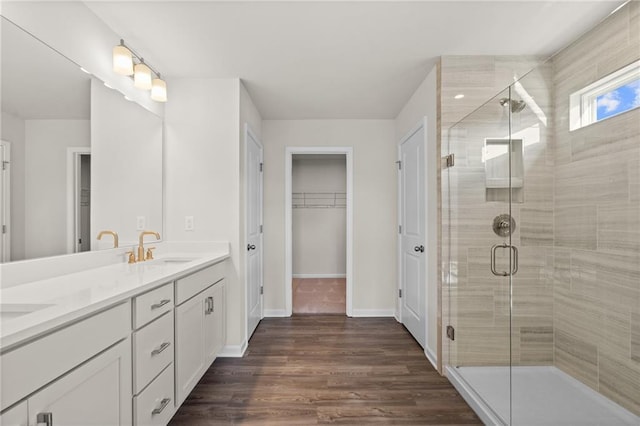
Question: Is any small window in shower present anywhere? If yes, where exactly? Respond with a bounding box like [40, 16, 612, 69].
[570, 59, 640, 131]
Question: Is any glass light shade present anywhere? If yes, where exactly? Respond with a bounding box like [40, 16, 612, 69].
[112, 45, 134, 75]
[151, 78, 168, 102]
[134, 63, 152, 90]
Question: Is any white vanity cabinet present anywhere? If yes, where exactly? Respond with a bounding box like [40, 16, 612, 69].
[0, 256, 229, 426]
[0, 302, 132, 426]
[132, 283, 176, 426]
[174, 262, 226, 407]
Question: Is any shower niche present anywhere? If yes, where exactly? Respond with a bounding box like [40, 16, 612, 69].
[484, 138, 523, 203]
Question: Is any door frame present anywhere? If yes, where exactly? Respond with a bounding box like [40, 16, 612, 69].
[66, 147, 91, 253]
[1, 141, 11, 262]
[285, 146, 353, 317]
[244, 123, 264, 342]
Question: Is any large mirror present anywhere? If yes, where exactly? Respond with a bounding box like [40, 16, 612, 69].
[0, 16, 163, 262]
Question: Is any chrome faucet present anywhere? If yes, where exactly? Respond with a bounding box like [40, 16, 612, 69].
[97, 230, 119, 248]
[138, 230, 160, 262]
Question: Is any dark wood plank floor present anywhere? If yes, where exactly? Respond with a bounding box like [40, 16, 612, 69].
[169, 316, 481, 425]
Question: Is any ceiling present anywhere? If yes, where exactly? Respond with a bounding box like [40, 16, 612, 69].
[1, 17, 91, 120]
[85, 1, 624, 119]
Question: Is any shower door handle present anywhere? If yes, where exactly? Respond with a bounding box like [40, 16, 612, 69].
[491, 243, 518, 276]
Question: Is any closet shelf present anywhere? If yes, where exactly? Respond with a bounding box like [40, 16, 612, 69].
[293, 192, 346, 209]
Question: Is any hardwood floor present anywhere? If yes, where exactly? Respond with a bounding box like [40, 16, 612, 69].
[169, 316, 481, 425]
[293, 278, 346, 314]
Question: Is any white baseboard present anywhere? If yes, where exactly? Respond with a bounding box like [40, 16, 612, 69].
[263, 309, 288, 317]
[351, 309, 395, 317]
[218, 340, 248, 358]
[425, 346, 438, 370]
[292, 274, 346, 279]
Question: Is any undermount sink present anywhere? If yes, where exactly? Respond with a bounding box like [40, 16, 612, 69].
[158, 257, 196, 263]
[0, 303, 55, 321]
[149, 257, 197, 265]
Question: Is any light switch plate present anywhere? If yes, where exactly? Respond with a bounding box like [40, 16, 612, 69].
[185, 216, 194, 231]
[136, 216, 145, 231]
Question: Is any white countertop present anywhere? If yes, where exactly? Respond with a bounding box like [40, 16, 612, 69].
[0, 250, 229, 350]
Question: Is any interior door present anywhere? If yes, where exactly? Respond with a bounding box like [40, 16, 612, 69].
[399, 123, 426, 348]
[246, 125, 263, 339]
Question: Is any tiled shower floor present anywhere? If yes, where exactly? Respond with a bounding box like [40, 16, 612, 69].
[451, 366, 639, 425]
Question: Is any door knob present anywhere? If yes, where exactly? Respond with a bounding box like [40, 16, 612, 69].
[414, 245, 424, 253]
[247, 244, 256, 251]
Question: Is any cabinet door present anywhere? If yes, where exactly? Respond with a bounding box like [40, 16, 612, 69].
[174, 293, 206, 407]
[204, 282, 225, 366]
[0, 401, 27, 426]
[28, 338, 132, 426]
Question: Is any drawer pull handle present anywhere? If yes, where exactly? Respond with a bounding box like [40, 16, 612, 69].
[151, 299, 171, 310]
[151, 341, 171, 356]
[152, 397, 171, 415]
[37, 412, 53, 426]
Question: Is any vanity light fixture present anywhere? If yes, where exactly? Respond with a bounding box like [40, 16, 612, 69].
[151, 75, 167, 102]
[112, 38, 167, 102]
[113, 41, 134, 75]
[134, 61, 152, 90]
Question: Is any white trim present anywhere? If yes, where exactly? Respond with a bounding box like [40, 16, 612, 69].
[351, 309, 395, 317]
[446, 366, 506, 426]
[244, 123, 264, 345]
[66, 147, 91, 254]
[0, 141, 11, 262]
[218, 341, 248, 358]
[285, 147, 353, 317]
[425, 346, 437, 370]
[292, 274, 346, 279]
[263, 309, 288, 317]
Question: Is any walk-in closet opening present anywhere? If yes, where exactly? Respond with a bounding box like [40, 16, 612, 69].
[291, 154, 347, 314]
[285, 147, 353, 317]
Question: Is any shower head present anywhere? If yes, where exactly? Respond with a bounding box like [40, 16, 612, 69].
[499, 98, 526, 113]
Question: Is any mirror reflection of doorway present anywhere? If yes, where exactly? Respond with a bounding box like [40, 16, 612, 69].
[0, 141, 10, 263]
[74, 152, 91, 253]
[291, 154, 346, 315]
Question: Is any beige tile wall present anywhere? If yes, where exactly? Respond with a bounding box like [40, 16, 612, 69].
[552, 1, 640, 415]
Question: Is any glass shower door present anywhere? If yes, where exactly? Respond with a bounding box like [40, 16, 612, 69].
[445, 87, 514, 424]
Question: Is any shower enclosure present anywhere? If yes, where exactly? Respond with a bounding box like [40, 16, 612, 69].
[442, 8, 640, 421]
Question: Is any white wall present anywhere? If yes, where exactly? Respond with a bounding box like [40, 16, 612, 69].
[292, 157, 346, 276]
[1, 2, 163, 116]
[24, 119, 90, 259]
[1, 111, 25, 260]
[262, 120, 396, 316]
[90, 79, 163, 248]
[395, 65, 438, 362]
[165, 77, 248, 353]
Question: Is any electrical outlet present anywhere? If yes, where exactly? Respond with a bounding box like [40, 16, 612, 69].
[185, 216, 194, 231]
[136, 216, 145, 231]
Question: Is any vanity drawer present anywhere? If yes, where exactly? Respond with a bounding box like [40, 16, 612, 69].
[133, 311, 174, 394]
[134, 283, 173, 329]
[175, 262, 225, 305]
[134, 363, 174, 426]
[0, 302, 130, 410]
